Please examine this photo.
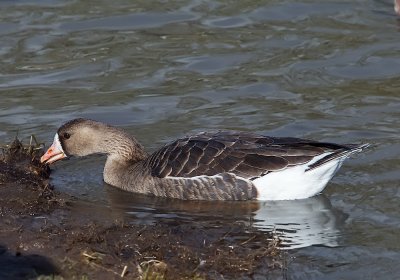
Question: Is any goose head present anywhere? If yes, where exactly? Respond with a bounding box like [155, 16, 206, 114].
[40, 118, 147, 164]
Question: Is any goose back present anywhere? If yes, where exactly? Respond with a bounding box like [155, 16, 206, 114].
[145, 131, 353, 180]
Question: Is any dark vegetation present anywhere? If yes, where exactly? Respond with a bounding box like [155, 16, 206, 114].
[0, 137, 285, 279]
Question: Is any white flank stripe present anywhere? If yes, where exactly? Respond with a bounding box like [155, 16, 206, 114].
[253, 152, 347, 200]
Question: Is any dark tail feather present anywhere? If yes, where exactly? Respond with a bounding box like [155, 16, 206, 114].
[306, 143, 369, 172]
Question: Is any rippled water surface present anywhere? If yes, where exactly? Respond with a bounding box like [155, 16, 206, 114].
[1, 0, 400, 278]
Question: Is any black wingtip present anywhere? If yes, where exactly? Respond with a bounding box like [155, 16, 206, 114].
[346, 143, 370, 150]
[356, 143, 370, 151]
[306, 143, 369, 172]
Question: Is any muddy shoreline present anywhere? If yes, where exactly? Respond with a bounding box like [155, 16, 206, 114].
[0, 138, 284, 279]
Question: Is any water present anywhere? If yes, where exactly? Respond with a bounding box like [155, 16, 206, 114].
[1, 0, 399, 278]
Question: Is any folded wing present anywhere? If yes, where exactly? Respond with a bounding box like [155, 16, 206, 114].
[146, 131, 358, 180]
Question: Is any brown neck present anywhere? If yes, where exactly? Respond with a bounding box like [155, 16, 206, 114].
[98, 126, 148, 163]
[100, 126, 148, 187]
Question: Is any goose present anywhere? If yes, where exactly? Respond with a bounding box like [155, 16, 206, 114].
[40, 118, 368, 201]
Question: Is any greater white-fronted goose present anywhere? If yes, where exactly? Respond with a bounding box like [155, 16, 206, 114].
[40, 118, 368, 201]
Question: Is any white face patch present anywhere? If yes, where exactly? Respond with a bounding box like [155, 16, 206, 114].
[54, 133, 65, 154]
[40, 133, 68, 164]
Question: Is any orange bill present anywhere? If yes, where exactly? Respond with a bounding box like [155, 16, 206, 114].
[40, 134, 67, 164]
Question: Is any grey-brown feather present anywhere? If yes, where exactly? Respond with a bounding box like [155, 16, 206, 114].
[145, 131, 364, 180]
[54, 119, 368, 201]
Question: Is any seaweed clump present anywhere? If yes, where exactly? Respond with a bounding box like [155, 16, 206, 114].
[0, 136, 50, 185]
[0, 136, 59, 215]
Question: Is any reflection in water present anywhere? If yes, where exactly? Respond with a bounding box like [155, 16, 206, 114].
[104, 185, 347, 250]
[253, 196, 347, 249]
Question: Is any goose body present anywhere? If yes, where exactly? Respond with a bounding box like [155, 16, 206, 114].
[41, 118, 368, 201]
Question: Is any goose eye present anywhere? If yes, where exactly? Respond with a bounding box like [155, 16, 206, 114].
[63, 133, 71, 139]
